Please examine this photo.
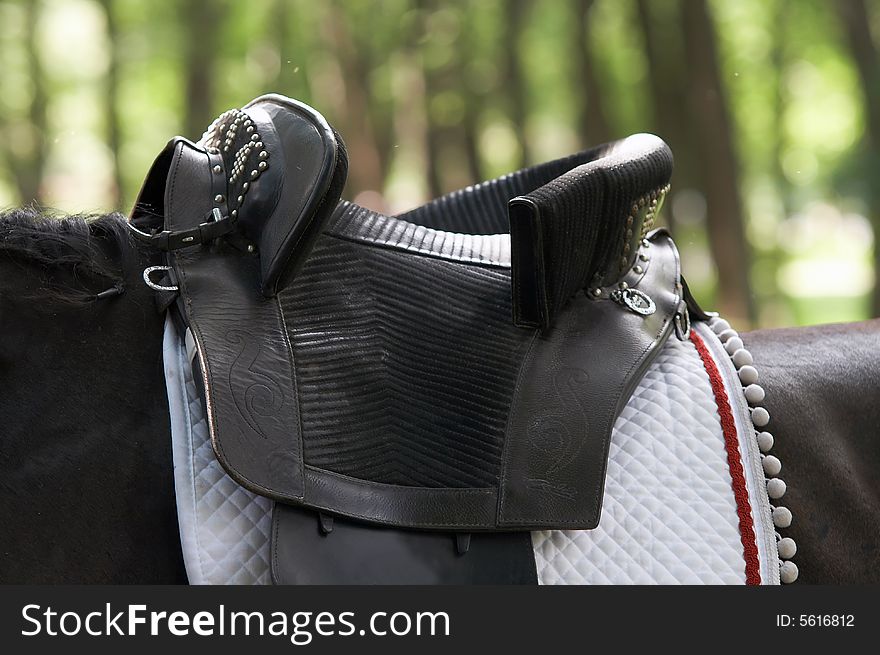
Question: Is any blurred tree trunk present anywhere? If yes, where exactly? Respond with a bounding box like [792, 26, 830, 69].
[503, 0, 531, 167]
[421, 0, 483, 194]
[573, 0, 611, 146]
[457, 16, 484, 185]
[323, 2, 386, 195]
[681, 0, 754, 324]
[98, 0, 123, 210]
[341, 0, 396, 188]
[422, 58, 445, 199]
[1, 1, 49, 205]
[273, 0, 292, 96]
[760, 0, 791, 312]
[418, 0, 443, 197]
[182, 0, 222, 139]
[770, 0, 791, 215]
[835, 0, 880, 316]
[460, 88, 484, 184]
[635, 0, 694, 201]
[272, 0, 312, 101]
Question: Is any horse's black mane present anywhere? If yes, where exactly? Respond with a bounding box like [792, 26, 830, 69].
[0, 207, 135, 305]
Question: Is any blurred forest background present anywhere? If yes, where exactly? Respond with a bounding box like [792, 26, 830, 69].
[0, 0, 879, 327]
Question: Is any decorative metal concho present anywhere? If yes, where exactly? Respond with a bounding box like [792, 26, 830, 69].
[610, 287, 656, 316]
[199, 107, 270, 223]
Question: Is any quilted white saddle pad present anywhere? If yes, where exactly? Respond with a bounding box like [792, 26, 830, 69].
[163, 316, 791, 585]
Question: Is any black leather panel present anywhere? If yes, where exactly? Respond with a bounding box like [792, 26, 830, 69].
[331, 201, 512, 266]
[128, 97, 348, 505]
[176, 258, 306, 500]
[271, 503, 537, 584]
[164, 141, 306, 501]
[280, 236, 530, 490]
[302, 466, 498, 529]
[499, 229, 681, 528]
[276, 225, 680, 530]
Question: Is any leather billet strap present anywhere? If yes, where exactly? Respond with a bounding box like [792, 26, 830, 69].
[509, 134, 673, 330]
[129, 207, 236, 251]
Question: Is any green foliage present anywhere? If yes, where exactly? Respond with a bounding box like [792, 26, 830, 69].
[0, 0, 876, 327]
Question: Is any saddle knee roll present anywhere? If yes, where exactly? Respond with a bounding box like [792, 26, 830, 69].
[510, 134, 672, 330]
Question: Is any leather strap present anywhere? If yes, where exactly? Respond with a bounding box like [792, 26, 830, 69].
[128, 207, 236, 251]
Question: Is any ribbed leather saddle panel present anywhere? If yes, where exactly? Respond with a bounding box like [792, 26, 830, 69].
[330, 202, 512, 266]
[280, 234, 535, 488]
[396, 146, 609, 234]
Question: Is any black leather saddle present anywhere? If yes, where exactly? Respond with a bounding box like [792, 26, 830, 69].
[130, 94, 692, 582]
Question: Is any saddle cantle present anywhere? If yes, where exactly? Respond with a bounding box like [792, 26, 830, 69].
[130, 94, 687, 537]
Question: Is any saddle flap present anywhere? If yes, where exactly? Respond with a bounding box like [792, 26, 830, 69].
[509, 134, 672, 329]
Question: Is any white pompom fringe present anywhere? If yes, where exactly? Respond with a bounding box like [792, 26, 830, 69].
[708, 316, 798, 584]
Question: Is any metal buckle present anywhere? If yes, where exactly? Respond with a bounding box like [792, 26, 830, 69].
[674, 305, 691, 341]
[143, 266, 179, 292]
[610, 287, 656, 316]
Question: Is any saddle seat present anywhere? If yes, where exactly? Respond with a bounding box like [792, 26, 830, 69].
[130, 94, 690, 536]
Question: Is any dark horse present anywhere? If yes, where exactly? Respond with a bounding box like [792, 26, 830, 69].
[0, 208, 878, 584]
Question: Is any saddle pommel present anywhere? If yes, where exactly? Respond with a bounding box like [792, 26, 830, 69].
[509, 133, 672, 329]
[129, 94, 348, 297]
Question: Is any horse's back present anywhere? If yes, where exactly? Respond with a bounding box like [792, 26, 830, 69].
[743, 320, 880, 584]
[0, 213, 186, 583]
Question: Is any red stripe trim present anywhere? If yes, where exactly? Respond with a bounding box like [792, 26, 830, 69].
[690, 330, 762, 585]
